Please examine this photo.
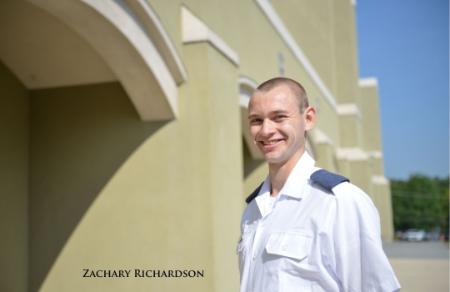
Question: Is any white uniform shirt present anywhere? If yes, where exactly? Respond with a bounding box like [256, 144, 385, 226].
[238, 152, 401, 292]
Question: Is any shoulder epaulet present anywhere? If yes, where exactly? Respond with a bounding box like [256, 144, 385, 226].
[310, 169, 349, 192]
[245, 183, 263, 204]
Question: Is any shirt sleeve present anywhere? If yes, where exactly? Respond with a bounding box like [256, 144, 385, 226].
[331, 182, 401, 292]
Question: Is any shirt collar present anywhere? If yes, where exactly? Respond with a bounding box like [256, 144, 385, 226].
[279, 151, 316, 199]
[258, 151, 316, 200]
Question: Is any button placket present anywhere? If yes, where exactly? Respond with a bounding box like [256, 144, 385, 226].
[251, 221, 263, 260]
[252, 194, 279, 263]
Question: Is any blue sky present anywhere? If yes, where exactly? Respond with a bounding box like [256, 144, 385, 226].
[356, 0, 449, 179]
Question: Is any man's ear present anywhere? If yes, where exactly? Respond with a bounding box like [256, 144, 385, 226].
[304, 106, 316, 131]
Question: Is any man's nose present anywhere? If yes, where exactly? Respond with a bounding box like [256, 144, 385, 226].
[259, 119, 275, 136]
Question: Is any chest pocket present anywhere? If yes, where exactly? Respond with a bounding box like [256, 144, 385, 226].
[265, 231, 320, 291]
[265, 231, 312, 261]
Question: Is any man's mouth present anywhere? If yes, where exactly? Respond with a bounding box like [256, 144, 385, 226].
[258, 139, 285, 151]
[260, 139, 283, 145]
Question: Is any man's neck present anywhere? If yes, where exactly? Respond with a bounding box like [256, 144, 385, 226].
[268, 149, 305, 197]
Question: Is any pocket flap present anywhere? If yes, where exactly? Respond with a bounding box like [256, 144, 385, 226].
[265, 231, 312, 260]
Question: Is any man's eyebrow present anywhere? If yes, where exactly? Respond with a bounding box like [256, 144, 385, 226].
[248, 110, 289, 119]
[270, 110, 289, 115]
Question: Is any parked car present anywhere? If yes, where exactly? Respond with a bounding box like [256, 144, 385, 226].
[402, 229, 426, 241]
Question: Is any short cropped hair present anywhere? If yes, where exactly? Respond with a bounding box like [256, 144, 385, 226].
[256, 77, 309, 113]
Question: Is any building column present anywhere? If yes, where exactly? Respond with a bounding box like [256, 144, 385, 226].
[183, 7, 242, 291]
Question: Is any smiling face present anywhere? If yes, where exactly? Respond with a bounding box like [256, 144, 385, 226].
[248, 84, 315, 168]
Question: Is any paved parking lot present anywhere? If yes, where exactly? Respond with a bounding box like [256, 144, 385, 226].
[383, 241, 449, 292]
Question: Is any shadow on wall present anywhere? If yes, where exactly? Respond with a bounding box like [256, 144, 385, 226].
[29, 82, 168, 291]
[242, 137, 264, 178]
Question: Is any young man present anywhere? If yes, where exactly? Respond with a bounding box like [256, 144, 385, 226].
[238, 77, 400, 292]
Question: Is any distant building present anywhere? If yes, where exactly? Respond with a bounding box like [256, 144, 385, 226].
[0, 0, 393, 291]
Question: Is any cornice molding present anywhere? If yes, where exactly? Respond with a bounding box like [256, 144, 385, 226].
[182, 6, 239, 66]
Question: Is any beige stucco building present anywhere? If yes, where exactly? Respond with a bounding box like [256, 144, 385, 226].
[1, 0, 394, 291]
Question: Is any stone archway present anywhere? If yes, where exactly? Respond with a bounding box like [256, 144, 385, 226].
[0, 1, 186, 291]
[3, 0, 186, 120]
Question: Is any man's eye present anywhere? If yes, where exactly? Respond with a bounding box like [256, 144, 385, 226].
[250, 118, 263, 125]
[274, 115, 287, 121]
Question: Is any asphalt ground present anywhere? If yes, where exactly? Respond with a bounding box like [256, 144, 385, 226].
[383, 241, 449, 292]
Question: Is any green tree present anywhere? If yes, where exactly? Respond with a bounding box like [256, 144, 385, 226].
[391, 174, 448, 233]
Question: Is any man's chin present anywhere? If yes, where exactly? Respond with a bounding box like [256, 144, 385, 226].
[263, 153, 285, 165]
